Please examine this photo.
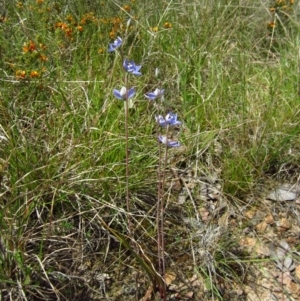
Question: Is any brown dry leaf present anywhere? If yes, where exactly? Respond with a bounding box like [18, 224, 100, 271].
[265, 214, 274, 224]
[239, 237, 256, 249]
[256, 221, 268, 233]
[208, 192, 220, 200]
[185, 291, 194, 299]
[189, 274, 201, 288]
[165, 272, 176, 286]
[139, 285, 153, 301]
[295, 265, 300, 281]
[218, 211, 229, 229]
[244, 210, 256, 219]
[280, 271, 292, 285]
[278, 218, 291, 231]
[199, 207, 210, 221]
[189, 274, 197, 283]
[255, 241, 270, 257]
[286, 281, 300, 297]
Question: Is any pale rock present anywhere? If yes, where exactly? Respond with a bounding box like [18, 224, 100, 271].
[177, 194, 186, 204]
[267, 184, 298, 202]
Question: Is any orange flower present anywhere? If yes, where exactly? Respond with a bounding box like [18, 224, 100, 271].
[163, 22, 172, 29]
[151, 26, 158, 32]
[123, 5, 130, 12]
[111, 17, 122, 26]
[30, 71, 39, 78]
[76, 25, 83, 32]
[23, 40, 36, 52]
[269, 7, 276, 13]
[16, 70, 26, 79]
[39, 54, 48, 61]
[39, 43, 46, 50]
[55, 22, 63, 28]
[66, 14, 74, 23]
[65, 27, 72, 37]
[56, 22, 68, 30]
[268, 21, 276, 28]
[109, 30, 116, 39]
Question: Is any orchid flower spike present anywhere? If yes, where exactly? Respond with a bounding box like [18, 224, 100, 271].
[108, 36, 122, 52]
[158, 135, 180, 148]
[145, 88, 165, 100]
[113, 86, 135, 100]
[123, 59, 142, 76]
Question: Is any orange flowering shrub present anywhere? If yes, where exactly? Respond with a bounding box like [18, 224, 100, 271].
[16, 70, 26, 79]
[23, 40, 36, 53]
[163, 22, 172, 29]
[30, 70, 39, 78]
[268, 0, 295, 31]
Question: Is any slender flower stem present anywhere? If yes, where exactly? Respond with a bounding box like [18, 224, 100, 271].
[157, 127, 162, 273]
[156, 96, 163, 277]
[119, 46, 132, 238]
[157, 123, 169, 300]
[160, 126, 169, 278]
[124, 74, 132, 238]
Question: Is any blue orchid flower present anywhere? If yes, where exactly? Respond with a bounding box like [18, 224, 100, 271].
[113, 86, 135, 100]
[108, 36, 122, 52]
[123, 59, 142, 76]
[145, 88, 165, 100]
[158, 135, 180, 147]
[155, 112, 182, 127]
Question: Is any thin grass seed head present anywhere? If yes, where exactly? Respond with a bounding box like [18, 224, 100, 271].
[158, 135, 180, 148]
[108, 36, 122, 52]
[113, 86, 135, 100]
[145, 88, 165, 100]
[123, 59, 142, 76]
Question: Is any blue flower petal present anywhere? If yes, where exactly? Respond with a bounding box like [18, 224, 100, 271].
[113, 89, 123, 99]
[145, 89, 164, 100]
[123, 59, 142, 76]
[113, 87, 135, 100]
[158, 135, 180, 147]
[127, 87, 136, 99]
[108, 36, 122, 52]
